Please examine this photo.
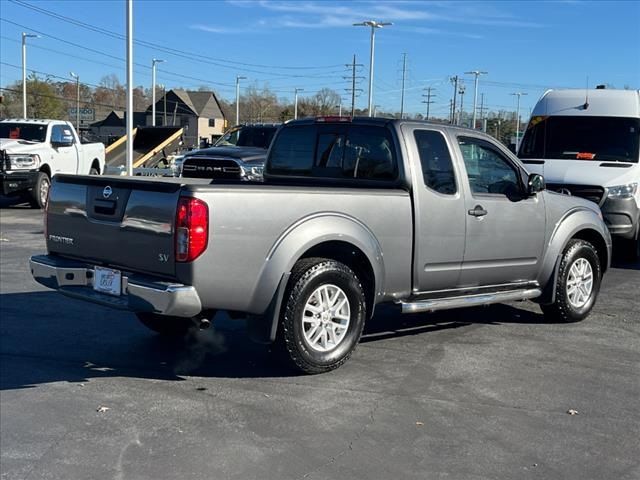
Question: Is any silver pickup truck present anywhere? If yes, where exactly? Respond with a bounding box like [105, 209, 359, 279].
[30, 118, 611, 373]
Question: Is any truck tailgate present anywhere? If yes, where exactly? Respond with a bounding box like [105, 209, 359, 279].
[46, 175, 183, 278]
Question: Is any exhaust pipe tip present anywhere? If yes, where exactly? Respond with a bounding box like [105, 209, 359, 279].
[197, 317, 211, 330]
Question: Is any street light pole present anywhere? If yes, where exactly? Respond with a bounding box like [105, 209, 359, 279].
[70, 72, 80, 132]
[465, 70, 487, 129]
[21, 32, 39, 118]
[353, 20, 392, 117]
[125, 0, 133, 176]
[511, 92, 528, 150]
[294, 88, 303, 119]
[151, 58, 165, 126]
[235, 75, 247, 126]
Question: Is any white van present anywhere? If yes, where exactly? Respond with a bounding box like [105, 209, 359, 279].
[519, 88, 640, 258]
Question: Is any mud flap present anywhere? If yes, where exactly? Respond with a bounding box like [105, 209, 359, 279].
[537, 254, 562, 305]
[246, 272, 291, 344]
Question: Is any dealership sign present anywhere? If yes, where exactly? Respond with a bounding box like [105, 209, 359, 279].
[68, 108, 95, 121]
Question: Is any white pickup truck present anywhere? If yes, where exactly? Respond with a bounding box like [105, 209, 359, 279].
[0, 119, 105, 208]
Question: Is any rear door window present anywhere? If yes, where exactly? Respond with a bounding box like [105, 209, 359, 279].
[414, 130, 456, 194]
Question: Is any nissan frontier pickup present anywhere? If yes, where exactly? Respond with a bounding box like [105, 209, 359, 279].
[30, 117, 611, 373]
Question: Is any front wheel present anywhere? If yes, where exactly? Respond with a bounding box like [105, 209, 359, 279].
[29, 172, 50, 209]
[278, 258, 367, 374]
[541, 239, 602, 322]
[135, 312, 195, 336]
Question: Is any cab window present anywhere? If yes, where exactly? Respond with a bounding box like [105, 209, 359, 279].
[458, 137, 521, 197]
[268, 124, 397, 181]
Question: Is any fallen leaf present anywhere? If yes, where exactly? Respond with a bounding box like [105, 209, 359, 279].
[96, 406, 110, 413]
[567, 409, 579, 415]
[415, 421, 424, 426]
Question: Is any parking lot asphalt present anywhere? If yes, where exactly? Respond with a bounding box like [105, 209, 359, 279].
[1, 203, 639, 480]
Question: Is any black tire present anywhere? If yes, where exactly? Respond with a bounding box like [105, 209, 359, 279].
[28, 172, 50, 209]
[277, 257, 367, 374]
[541, 239, 602, 323]
[135, 312, 195, 336]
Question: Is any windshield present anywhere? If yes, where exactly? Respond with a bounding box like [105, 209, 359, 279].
[0, 123, 47, 143]
[519, 116, 640, 163]
[215, 126, 277, 149]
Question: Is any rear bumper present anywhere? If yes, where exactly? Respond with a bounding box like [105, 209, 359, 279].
[29, 255, 202, 317]
[601, 196, 639, 240]
[0, 170, 38, 196]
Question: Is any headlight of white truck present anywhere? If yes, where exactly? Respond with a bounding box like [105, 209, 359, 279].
[607, 183, 638, 199]
[8, 153, 41, 170]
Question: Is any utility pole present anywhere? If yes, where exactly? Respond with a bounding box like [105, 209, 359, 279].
[294, 88, 303, 119]
[235, 75, 246, 126]
[344, 54, 364, 117]
[422, 87, 436, 120]
[70, 72, 80, 132]
[125, 0, 133, 176]
[353, 20, 392, 117]
[511, 92, 528, 150]
[21, 32, 39, 118]
[479, 93, 486, 131]
[161, 84, 167, 125]
[400, 53, 407, 119]
[465, 70, 487, 129]
[458, 83, 466, 126]
[450, 75, 459, 125]
[151, 58, 165, 126]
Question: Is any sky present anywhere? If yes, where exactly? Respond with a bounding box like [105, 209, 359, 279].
[1, 0, 639, 119]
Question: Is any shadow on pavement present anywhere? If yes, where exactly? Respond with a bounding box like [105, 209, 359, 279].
[0, 291, 556, 390]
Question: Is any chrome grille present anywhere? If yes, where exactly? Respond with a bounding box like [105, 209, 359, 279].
[181, 157, 242, 179]
[547, 183, 605, 205]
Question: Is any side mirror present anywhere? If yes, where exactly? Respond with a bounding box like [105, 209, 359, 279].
[527, 173, 545, 196]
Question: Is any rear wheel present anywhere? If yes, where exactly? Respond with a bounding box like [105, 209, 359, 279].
[29, 172, 50, 209]
[277, 257, 367, 374]
[135, 312, 195, 336]
[541, 239, 601, 322]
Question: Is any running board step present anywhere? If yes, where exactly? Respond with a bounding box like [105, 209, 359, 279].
[399, 288, 542, 314]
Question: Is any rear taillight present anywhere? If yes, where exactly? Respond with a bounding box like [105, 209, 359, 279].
[175, 197, 208, 262]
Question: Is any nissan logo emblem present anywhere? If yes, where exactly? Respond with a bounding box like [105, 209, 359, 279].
[103, 186, 113, 199]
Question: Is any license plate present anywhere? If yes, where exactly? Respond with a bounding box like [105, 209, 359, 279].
[93, 267, 122, 296]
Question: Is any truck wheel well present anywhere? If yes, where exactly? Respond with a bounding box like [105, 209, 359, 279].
[300, 241, 376, 318]
[91, 159, 101, 174]
[39, 164, 51, 177]
[572, 229, 608, 273]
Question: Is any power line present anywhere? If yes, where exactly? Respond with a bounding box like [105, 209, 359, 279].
[9, 0, 345, 72]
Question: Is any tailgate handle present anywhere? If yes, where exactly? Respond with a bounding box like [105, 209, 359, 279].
[94, 199, 117, 215]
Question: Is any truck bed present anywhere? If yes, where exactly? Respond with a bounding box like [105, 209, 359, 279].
[45, 174, 414, 314]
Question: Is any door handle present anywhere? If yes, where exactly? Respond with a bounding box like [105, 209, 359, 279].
[468, 205, 488, 217]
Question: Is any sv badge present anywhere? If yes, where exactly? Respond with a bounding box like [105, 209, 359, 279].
[158, 253, 169, 262]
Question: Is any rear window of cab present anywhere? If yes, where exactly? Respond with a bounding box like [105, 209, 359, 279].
[267, 124, 398, 181]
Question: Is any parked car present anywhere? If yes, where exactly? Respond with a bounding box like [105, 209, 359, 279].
[30, 118, 611, 373]
[0, 119, 105, 208]
[519, 88, 640, 258]
[180, 124, 279, 181]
